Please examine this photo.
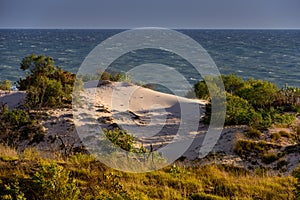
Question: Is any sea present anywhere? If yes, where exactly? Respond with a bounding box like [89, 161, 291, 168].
[0, 29, 300, 91]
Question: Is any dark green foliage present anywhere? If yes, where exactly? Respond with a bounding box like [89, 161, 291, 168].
[81, 70, 126, 82]
[262, 153, 280, 164]
[225, 94, 257, 126]
[221, 73, 244, 95]
[0, 105, 45, 148]
[195, 74, 298, 128]
[103, 128, 135, 152]
[276, 160, 288, 170]
[237, 79, 279, 109]
[18, 54, 78, 108]
[100, 71, 123, 82]
[0, 162, 80, 200]
[234, 140, 273, 157]
[101, 128, 147, 154]
[194, 81, 209, 100]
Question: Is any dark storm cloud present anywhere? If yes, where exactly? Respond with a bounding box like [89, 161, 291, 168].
[0, 0, 299, 28]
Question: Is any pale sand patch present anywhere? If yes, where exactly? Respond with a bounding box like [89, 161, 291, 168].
[0, 90, 26, 110]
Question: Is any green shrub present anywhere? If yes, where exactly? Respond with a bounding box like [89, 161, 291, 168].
[0, 80, 11, 90]
[194, 80, 210, 100]
[236, 79, 279, 109]
[274, 113, 296, 126]
[100, 128, 147, 154]
[221, 73, 244, 95]
[225, 94, 258, 126]
[0, 180, 26, 200]
[0, 105, 45, 148]
[194, 75, 299, 129]
[18, 54, 79, 108]
[31, 162, 80, 200]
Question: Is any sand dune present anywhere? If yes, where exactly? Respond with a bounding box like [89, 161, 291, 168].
[71, 81, 210, 161]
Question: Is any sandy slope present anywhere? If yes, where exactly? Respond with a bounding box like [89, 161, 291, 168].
[72, 81, 210, 161]
[1, 83, 299, 172]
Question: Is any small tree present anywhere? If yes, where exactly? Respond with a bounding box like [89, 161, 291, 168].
[18, 54, 78, 108]
[222, 74, 244, 95]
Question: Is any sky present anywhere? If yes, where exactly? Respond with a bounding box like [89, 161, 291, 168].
[0, 0, 300, 29]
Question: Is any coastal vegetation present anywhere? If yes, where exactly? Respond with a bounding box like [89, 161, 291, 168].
[0, 55, 300, 199]
[0, 145, 297, 199]
[18, 54, 78, 108]
[197, 74, 299, 129]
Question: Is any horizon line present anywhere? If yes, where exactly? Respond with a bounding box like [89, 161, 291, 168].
[1, 27, 300, 30]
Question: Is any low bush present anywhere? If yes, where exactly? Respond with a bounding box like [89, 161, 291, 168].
[246, 128, 262, 139]
[234, 140, 272, 157]
[0, 105, 45, 148]
[262, 153, 280, 164]
[0, 80, 11, 90]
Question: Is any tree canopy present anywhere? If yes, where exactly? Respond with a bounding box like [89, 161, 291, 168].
[18, 54, 78, 108]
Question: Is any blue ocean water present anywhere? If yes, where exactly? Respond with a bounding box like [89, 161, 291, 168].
[0, 29, 299, 88]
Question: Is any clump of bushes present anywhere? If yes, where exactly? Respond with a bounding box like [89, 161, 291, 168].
[195, 74, 299, 129]
[103, 128, 136, 152]
[234, 140, 276, 159]
[271, 130, 292, 142]
[0, 105, 45, 148]
[95, 128, 147, 155]
[18, 54, 79, 108]
[0, 162, 80, 200]
[234, 139, 286, 166]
